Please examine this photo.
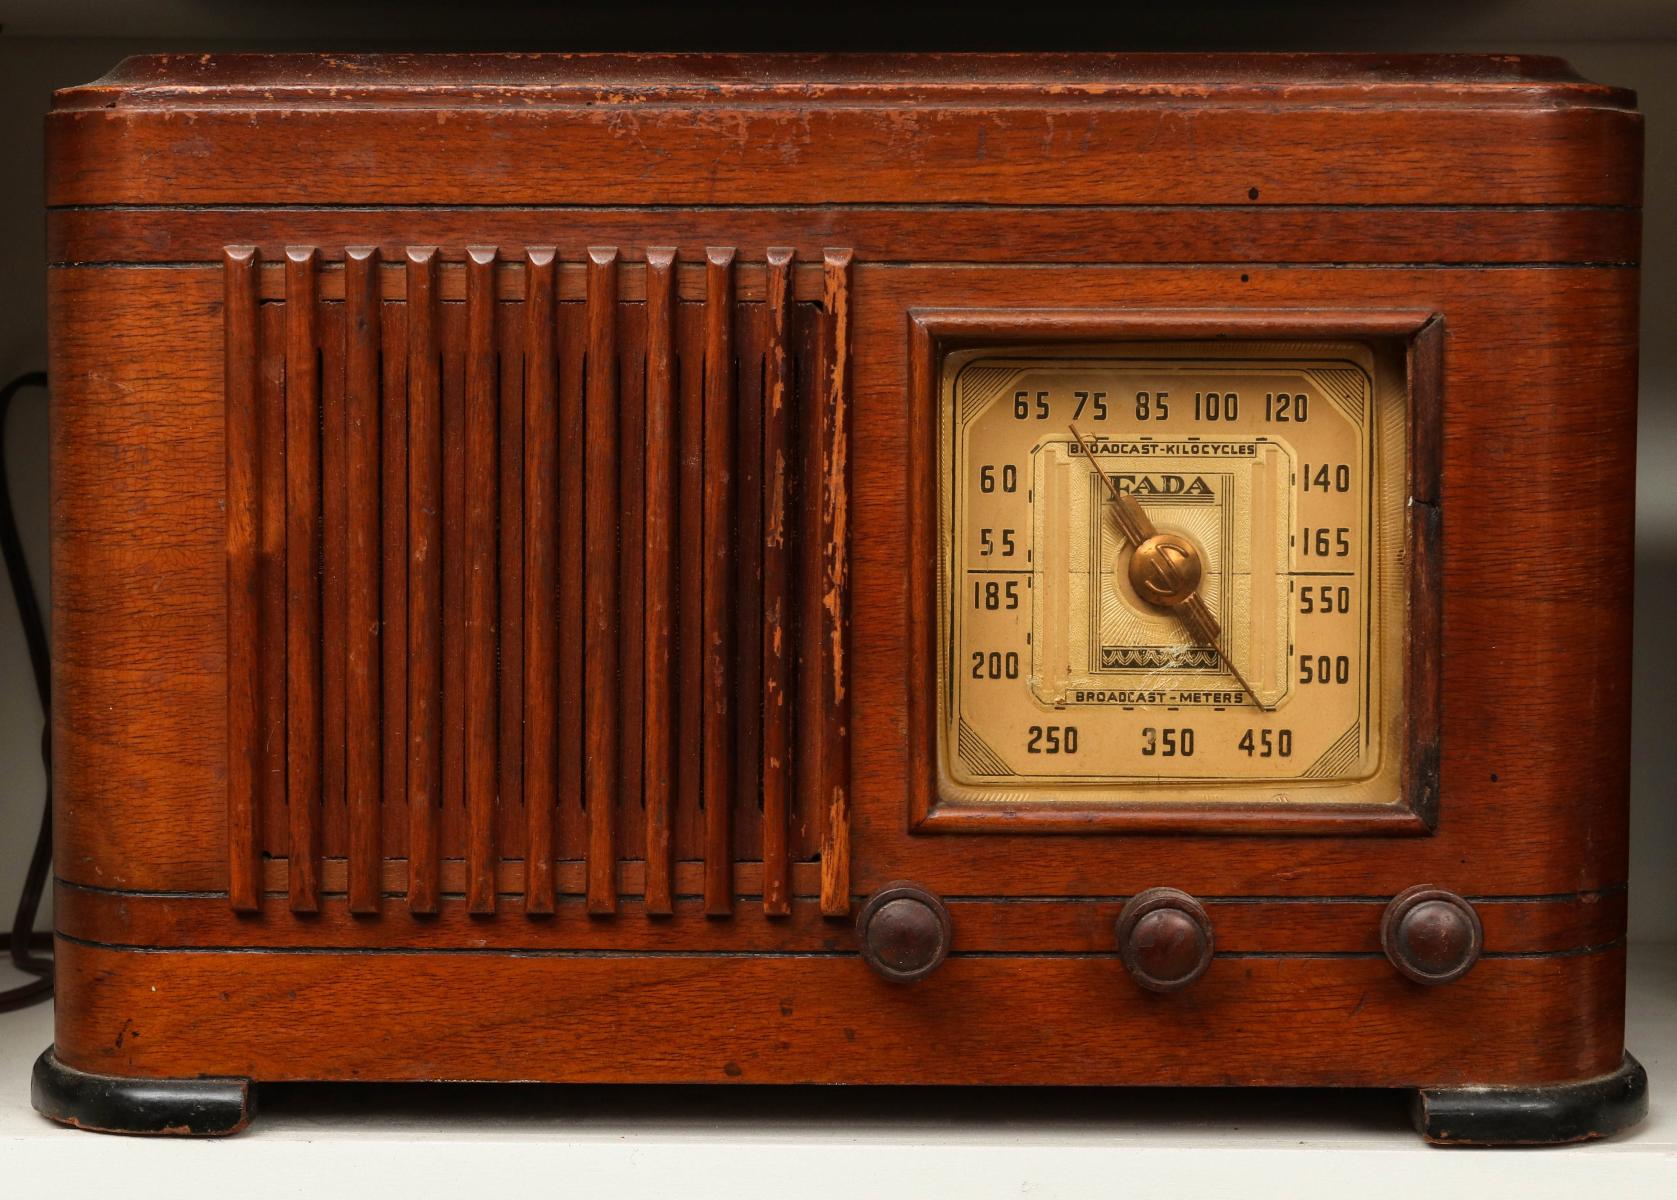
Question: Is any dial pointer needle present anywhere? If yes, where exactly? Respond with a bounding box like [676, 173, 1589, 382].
[1069, 424, 1273, 712]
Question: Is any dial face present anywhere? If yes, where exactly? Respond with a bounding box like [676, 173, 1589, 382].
[938, 341, 1408, 808]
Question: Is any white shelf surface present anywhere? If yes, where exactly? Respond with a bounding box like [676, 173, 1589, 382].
[1, 945, 1672, 1198]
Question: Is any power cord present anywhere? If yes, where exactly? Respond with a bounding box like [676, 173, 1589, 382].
[0, 370, 52, 1011]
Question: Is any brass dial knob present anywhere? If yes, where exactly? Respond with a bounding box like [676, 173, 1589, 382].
[1128, 531, 1204, 607]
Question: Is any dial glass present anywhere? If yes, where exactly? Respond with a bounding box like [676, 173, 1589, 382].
[938, 341, 1408, 808]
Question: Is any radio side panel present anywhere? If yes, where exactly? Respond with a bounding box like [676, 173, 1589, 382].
[50, 267, 228, 892]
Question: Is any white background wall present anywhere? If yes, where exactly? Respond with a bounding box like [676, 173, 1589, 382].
[1, 5, 1671, 973]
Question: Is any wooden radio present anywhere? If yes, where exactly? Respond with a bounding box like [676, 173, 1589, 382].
[33, 53, 1646, 1143]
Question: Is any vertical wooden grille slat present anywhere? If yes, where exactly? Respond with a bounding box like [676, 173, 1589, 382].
[760, 248, 794, 918]
[283, 246, 322, 914]
[733, 293, 765, 864]
[464, 247, 500, 914]
[497, 283, 527, 898]
[320, 302, 350, 868]
[257, 299, 289, 872]
[701, 247, 737, 916]
[641, 248, 678, 915]
[675, 296, 706, 871]
[224, 244, 851, 917]
[584, 247, 620, 914]
[794, 291, 826, 892]
[344, 247, 383, 913]
[224, 245, 262, 913]
[522, 248, 558, 915]
[617, 296, 649, 898]
[818, 250, 854, 917]
[405, 247, 443, 914]
[440, 295, 468, 877]
[557, 266, 587, 874]
[379, 290, 409, 869]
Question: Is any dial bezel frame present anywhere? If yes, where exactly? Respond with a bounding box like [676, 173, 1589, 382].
[905, 308, 1443, 836]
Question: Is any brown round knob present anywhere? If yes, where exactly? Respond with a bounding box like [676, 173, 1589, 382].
[1381, 886, 1483, 985]
[856, 882, 952, 983]
[1115, 887, 1214, 992]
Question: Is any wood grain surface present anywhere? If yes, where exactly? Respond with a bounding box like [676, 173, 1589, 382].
[52, 938, 1627, 1088]
[56, 881, 1627, 956]
[47, 107, 1640, 208]
[47, 206, 1643, 270]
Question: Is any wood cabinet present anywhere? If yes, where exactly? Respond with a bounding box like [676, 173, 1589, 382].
[35, 53, 1646, 1141]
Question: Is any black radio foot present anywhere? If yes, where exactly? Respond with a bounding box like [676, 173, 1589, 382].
[1412, 1053, 1648, 1146]
[31, 1047, 254, 1136]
